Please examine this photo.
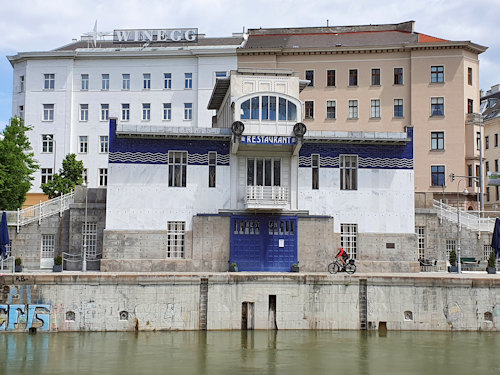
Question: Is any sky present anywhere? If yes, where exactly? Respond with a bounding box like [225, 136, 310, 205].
[1, 0, 499, 130]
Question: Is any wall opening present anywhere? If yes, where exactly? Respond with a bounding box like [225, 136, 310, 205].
[404, 311, 413, 321]
[119, 311, 129, 321]
[378, 321, 387, 332]
[268, 295, 277, 330]
[484, 312, 493, 322]
[241, 302, 255, 330]
[65, 311, 76, 322]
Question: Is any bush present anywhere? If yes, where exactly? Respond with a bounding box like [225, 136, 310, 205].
[487, 251, 497, 269]
[15, 257, 22, 266]
[54, 255, 63, 266]
[449, 250, 457, 267]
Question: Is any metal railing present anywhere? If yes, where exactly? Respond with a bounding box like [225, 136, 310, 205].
[6, 191, 75, 232]
[62, 251, 102, 271]
[433, 199, 496, 233]
[246, 186, 288, 205]
[0, 256, 15, 273]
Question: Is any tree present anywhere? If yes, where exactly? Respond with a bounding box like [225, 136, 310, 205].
[0, 117, 39, 210]
[41, 153, 84, 198]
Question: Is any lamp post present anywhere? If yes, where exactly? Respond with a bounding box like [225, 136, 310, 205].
[82, 182, 88, 272]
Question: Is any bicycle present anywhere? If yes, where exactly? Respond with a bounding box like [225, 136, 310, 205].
[328, 257, 356, 274]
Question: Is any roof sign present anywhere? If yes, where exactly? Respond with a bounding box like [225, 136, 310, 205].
[113, 29, 198, 43]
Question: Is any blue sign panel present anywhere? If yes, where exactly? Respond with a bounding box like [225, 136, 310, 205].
[230, 215, 298, 272]
[240, 135, 296, 145]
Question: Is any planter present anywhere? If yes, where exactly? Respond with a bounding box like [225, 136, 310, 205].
[487, 267, 497, 274]
[52, 265, 63, 272]
[229, 264, 238, 272]
[15, 265, 23, 273]
[448, 266, 458, 273]
[291, 265, 299, 272]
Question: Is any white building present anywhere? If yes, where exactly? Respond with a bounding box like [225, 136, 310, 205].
[8, 29, 243, 204]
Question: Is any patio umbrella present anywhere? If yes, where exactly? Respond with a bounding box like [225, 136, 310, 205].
[492, 217, 500, 258]
[0, 211, 9, 259]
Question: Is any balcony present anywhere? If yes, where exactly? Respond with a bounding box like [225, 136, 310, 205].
[245, 186, 288, 210]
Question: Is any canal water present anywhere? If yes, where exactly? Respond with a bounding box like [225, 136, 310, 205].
[1, 330, 499, 374]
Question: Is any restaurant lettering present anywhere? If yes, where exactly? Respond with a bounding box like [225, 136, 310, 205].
[113, 28, 198, 43]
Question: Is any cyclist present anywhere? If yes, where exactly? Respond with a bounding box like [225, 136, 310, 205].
[336, 247, 348, 266]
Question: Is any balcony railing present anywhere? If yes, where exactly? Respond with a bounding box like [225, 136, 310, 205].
[433, 199, 496, 234]
[245, 186, 288, 209]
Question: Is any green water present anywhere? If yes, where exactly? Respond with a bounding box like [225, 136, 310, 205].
[1, 330, 499, 374]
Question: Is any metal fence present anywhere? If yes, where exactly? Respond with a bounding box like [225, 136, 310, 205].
[433, 199, 497, 233]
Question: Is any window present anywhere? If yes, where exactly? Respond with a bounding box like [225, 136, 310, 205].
[312, 154, 319, 190]
[348, 100, 358, 119]
[164, 73, 172, 89]
[101, 104, 109, 121]
[41, 234, 55, 260]
[446, 239, 456, 263]
[431, 66, 444, 83]
[163, 103, 172, 120]
[326, 100, 336, 119]
[169, 151, 187, 187]
[370, 99, 380, 118]
[349, 69, 358, 86]
[81, 74, 89, 90]
[431, 165, 445, 186]
[394, 68, 403, 85]
[44, 74, 55, 90]
[416, 227, 425, 259]
[305, 70, 314, 86]
[82, 169, 88, 184]
[80, 104, 89, 121]
[431, 132, 444, 150]
[495, 159, 499, 172]
[99, 168, 108, 187]
[476, 131, 481, 150]
[82, 222, 97, 257]
[101, 74, 109, 90]
[215, 71, 227, 79]
[122, 74, 130, 90]
[468, 99, 474, 114]
[208, 152, 216, 188]
[340, 155, 357, 190]
[79, 136, 88, 153]
[486, 187, 490, 202]
[167, 221, 185, 258]
[486, 161, 489, 172]
[327, 70, 336, 87]
[497, 186, 500, 201]
[99, 136, 109, 153]
[371, 68, 380, 85]
[485, 136, 489, 149]
[431, 97, 444, 116]
[121, 104, 130, 121]
[394, 99, 403, 118]
[468, 67, 473, 85]
[246, 158, 281, 187]
[19, 75, 25, 92]
[43, 104, 54, 121]
[305, 101, 314, 119]
[143, 73, 151, 89]
[483, 245, 493, 262]
[142, 103, 151, 121]
[341, 224, 357, 259]
[41, 168, 53, 184]
[496, 134, 499, 147]
[19, 106, 24, 120]
[467, 165, 473, 187]
[42, 134, 54, 153]
[184, 103, 192, 120]
[185, 73, 192, 89]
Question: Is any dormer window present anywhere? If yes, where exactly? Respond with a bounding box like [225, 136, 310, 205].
[240, 95, 297, 122]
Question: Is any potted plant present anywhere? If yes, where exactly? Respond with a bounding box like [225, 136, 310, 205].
[53, 255, 63, 272]
[487, 251, 497, 274]
[15, 257, 23, 272]
[229, 262, 238, 272]
[291, 263, 299, 272]
[448, 250, 458, 273]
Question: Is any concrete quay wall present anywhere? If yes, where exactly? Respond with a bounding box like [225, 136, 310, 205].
[0, 273, 498, 332]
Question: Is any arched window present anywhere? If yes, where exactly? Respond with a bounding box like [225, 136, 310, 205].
[240, 95, 297, 122]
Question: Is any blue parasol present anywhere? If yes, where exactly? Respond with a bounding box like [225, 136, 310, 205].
[491, 217, 500, 258]
[0, 211, 9, 259]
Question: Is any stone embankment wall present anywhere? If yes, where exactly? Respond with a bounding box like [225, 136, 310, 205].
[0, 273, 498, 332]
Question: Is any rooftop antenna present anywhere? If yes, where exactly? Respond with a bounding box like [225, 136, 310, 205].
[83, 20, 111, 47]
[327, 19, 329, 27]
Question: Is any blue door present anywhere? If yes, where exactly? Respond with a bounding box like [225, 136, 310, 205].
[230, 216, 298, 272]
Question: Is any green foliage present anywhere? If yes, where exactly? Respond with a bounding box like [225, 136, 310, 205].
[15, 257, 22, 266]
[54, 255, 63, 266]
[0, 117, 39, 210]
[41, 153, 84, 198]
[487, 251, 497, 269]
[449, 250, 457, 267]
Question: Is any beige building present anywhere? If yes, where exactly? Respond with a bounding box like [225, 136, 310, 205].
[237, 21, 487, 208]
[481, 85, 500, 213]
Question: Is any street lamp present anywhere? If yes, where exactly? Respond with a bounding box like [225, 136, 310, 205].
[82, 182, 88, 272]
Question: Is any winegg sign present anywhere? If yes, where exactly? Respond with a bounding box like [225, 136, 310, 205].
[113, 28, 198, 43]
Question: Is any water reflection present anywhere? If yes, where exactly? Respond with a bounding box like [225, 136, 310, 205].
[0, 330, 499, 374]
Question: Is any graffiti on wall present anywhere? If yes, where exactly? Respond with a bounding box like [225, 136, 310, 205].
[0, 304, 51, 331]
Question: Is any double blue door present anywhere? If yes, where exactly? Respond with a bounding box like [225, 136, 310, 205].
[230, 215, 298, 272]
